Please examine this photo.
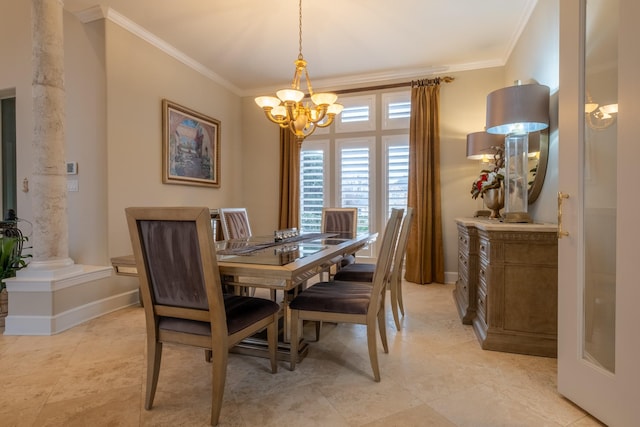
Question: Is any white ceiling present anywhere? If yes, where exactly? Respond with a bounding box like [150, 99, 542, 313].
[63, 0, 538, 96]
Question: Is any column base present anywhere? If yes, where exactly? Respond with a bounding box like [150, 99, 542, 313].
[3, 264, 139, 335]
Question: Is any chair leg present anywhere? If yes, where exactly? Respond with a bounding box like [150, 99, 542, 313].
[205, 349, 212, 362]
[145, 340, 162, 410]
[366, 322, 381, 382]
[390, 280, 402, 331]
[315, 321, 321, 341]
[210, 348, 228, 426]
[377, 308, 389, 353]
[290, 310, 300, 371]
[267, 315, 278, 374]
[396, 277, 405, 316]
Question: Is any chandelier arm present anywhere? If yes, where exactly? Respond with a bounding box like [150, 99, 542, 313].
[262, 109, 289, 126]
[308, 106, 328, 124]
[315, 114, 336, 128]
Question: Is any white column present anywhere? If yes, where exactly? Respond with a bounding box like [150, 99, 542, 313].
[29, 0, 74, 270]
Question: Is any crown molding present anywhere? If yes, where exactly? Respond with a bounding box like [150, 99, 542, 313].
[73, 6, 510, 99]
[73, 6, 243, 96]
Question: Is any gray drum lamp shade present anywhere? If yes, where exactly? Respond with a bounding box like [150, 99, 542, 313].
[466, 132, 504, 160]
[485, 83, 550, 134]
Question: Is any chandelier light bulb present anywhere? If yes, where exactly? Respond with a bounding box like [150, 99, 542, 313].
[327, 103, 344, 115]
[255, 96, 281, 109]
[277, 89, 304, 103]
[311, 92, 338, 106]
[271, 105, 287, 118]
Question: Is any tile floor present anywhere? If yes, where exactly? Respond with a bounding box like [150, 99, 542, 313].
[0, 282, 605, 427]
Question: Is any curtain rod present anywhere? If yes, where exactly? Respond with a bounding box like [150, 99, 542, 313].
[333, 76, 454, 95]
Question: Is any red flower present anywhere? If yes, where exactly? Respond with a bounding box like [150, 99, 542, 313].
[476, 174, 488, 191]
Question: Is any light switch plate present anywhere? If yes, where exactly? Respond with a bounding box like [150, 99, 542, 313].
[67, 179, 79, 192]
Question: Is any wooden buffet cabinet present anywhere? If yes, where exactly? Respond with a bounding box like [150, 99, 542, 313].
[454, 218, 558, 357]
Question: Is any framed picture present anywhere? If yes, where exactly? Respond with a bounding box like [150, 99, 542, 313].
[162, 99, 221, 187]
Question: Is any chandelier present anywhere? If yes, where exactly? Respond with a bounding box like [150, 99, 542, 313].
[254, 0, 343, 144]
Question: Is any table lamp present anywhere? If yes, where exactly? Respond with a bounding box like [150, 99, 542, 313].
[485, 81, 550, 223]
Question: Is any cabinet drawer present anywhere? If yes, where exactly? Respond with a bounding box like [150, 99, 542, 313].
[479, 238, 490, 261]
[458, 232, 470, 253]
[458, 251, 470, 276]
[456, 273, 469, 304]
[478, 259, 488, 292]
[477, 285, 487, 322]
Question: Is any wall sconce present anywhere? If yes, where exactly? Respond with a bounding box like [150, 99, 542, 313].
[486, 81, 550, 223]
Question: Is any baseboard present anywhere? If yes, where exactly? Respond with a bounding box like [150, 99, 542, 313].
[444, 271, 457, 284]
[4, 289, 139, 335]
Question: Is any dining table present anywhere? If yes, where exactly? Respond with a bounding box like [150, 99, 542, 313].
[111, 231, 377, 361]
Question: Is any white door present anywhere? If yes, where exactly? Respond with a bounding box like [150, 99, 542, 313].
[558, 1, 640, 425]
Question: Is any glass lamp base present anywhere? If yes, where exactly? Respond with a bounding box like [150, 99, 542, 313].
[502, 212, 532, 223]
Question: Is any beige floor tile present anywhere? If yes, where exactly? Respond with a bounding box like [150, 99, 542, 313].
[0, 281, 603, 426]
[360, 404, 458, 427]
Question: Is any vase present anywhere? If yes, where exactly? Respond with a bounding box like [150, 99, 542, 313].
[483, 186, 504, 219]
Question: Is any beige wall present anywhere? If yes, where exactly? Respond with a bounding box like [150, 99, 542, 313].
[64, 14, 108, 265]
[240, 97, 281, 236]
[103, 21, 245, 257]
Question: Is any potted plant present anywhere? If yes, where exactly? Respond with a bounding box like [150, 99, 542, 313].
[0, 234, 30, 327]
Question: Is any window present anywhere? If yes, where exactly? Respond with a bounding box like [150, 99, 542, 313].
[338, 138, 373, 234]
[385, 136, 410, 218]
[299, 142, 328, 233]
[300, 90, 410, 257]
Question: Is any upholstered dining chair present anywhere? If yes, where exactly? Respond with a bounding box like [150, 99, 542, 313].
[321, 207, 358, 239]
[125, 206, 279, 426]
[320, 207, 358, 280]
[219, 207, 252, 240]
[333, 207, 414, 330]
[289, 208, 404, 382]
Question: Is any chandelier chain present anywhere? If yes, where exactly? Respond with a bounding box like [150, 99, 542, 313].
[298, 0, 303, 60]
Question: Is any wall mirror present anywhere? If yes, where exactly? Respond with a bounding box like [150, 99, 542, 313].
[527, 128, 549, 204]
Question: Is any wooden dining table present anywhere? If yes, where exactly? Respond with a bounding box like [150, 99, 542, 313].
[111, 232, 377, 361]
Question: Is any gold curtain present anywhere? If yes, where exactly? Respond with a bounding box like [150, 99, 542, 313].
[278, 128, 300, 229]
[405, 78, 445, 284]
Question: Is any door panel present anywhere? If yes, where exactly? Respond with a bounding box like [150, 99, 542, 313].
[558, 1, 640, 425]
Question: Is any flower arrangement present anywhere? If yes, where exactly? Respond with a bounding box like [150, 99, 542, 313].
[470, 167, 505, 199]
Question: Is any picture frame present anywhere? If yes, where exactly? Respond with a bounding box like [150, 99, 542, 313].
[162, 99, 221, 187]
